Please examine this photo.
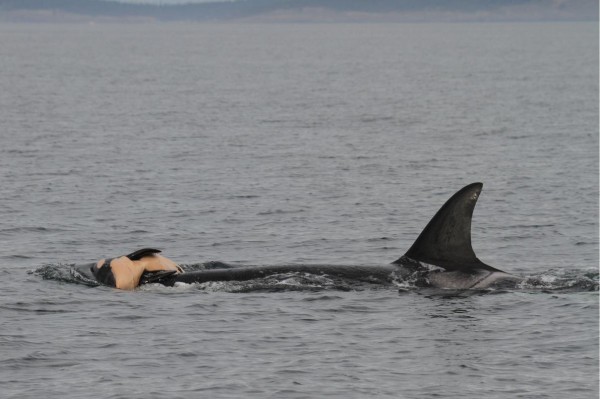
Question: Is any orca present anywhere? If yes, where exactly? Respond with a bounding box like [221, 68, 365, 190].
[77, 183, 521, 290]
[84, 248, 183, 290]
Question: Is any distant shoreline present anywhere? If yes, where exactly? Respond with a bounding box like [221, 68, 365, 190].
[0, 12, 597, 24]
[0, 0, 597, 24]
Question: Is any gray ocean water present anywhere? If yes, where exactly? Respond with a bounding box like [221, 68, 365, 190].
[0, 23, 598, 398]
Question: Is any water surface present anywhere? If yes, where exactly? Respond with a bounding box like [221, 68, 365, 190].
[0, 22, 598, 398]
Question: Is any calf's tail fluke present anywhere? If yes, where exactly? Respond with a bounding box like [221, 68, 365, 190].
[394, 182, 500, 273]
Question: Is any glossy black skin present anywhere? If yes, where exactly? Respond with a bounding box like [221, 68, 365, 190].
[162, 264, 402, 286]
[157, 183, 502, 287]
[92, 260, 116, 287]
[78, 183, 518, 290]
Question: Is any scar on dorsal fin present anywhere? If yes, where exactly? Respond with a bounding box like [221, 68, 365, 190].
[394, 183, 501, 273]
[126, 248, 162, 261]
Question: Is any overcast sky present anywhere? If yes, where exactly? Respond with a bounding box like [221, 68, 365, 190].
[117, 0, 232, 3]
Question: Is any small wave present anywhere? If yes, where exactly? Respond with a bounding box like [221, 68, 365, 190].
[0, 226, 50, 233]
[302, 295, 344, 302]
[230, 195, 260, 199]
[181, 261, 236, 271]
[257, 209, 305, 216]
[366, 237, 392, 242]
[3, 254, 34, 259]
[175, 272, 359, 293]
[519, 269, 598, 292]
[31, 264, 99, 287]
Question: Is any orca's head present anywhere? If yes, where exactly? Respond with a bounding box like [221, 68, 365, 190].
[90, 258, 116, 287]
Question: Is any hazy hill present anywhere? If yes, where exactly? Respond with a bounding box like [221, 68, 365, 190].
[0, 0, 597, 22]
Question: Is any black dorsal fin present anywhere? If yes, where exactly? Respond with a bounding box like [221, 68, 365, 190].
[126, 248, 162, 261]
[394, 183, 500, 273]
